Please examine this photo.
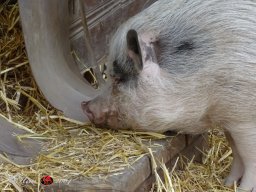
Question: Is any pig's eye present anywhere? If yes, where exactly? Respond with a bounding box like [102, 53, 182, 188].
[111, 60, 128, 83]
[175, 41, 194, 53]
[113, 60, 123, 76]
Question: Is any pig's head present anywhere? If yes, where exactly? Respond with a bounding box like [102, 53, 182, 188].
[82, 29, 163, 131]
[81, 29, 205, 133]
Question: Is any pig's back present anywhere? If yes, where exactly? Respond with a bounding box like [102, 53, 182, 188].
[109, 0, 256, 73]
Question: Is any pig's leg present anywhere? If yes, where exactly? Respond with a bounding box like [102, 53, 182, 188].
[230, 123, 256, 191]
[224, 131, 244, 187]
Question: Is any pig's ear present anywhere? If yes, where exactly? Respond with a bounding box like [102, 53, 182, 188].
[126, 29, 143, 72]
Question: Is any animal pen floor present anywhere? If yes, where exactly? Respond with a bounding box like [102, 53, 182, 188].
[0, 2, 236, 192]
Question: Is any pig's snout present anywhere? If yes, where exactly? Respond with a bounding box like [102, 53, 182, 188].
[81, 100, 118, 128]
[81, 101, 95, 122]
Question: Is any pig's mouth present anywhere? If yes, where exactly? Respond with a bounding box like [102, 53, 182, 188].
[81, 101, 124, 130]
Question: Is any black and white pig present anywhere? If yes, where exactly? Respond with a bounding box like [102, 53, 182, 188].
[81, 0, 256, 191]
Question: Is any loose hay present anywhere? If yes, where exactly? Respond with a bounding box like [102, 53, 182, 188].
[0, 2, 236, 192]
[169, 130, 235, 192]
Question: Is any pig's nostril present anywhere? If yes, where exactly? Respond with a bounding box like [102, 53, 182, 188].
[81, 101, 92, 112]
[81, 101, 94, 121]
[81, 101, 89, 107]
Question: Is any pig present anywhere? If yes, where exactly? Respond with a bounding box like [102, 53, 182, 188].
[81, 0, 256, 191]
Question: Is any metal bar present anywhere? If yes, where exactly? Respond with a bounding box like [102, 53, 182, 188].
[79, 0, 105, 88]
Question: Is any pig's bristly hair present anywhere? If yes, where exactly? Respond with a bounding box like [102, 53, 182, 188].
[108, 0, 256, 190]
[109, 0, 256, 132]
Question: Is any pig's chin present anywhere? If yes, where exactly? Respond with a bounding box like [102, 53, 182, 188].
[94, 122, 130, 131]
[91, 116, 130, 131]
[105, 119, 133, 131]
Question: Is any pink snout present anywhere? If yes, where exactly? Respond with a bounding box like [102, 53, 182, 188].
[81, 101, 118, 128]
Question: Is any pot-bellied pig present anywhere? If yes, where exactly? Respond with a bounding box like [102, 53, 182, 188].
[82, 0, 256, 191]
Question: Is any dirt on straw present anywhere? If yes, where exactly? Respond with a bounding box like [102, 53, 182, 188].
[0, 2, 235, 192]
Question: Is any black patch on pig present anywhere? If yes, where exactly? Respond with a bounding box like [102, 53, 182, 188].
[175, 41, 194, 53]
[113, 60, 127, 81]
[112, 60, 138, 83]
[157, 37, 204, 75]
